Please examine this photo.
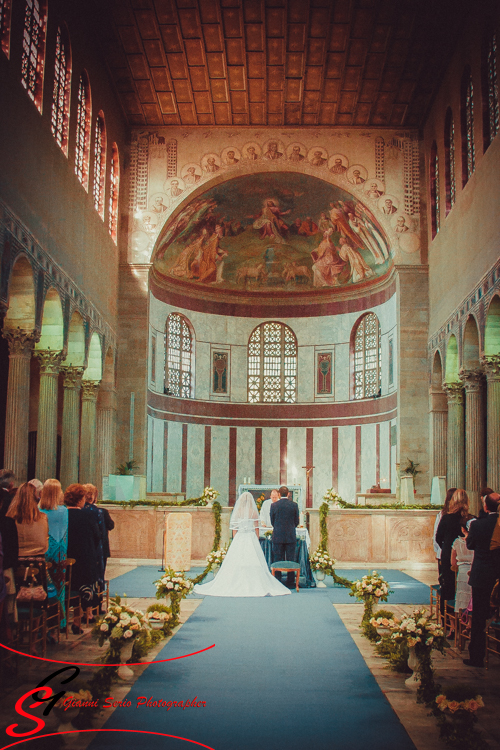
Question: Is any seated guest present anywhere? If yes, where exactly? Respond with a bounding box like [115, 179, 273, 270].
[436, 489, 474, 617]
[451, 519, 473, 614]
[64, 484, 101, 634]
[6, 483, 48, 558]
[28, 478, 43, 501]
[39, 479, 68, 630]
[464, 492, 500, 667]
[0, 470, 16, 518]
[82, 484, 114, 592]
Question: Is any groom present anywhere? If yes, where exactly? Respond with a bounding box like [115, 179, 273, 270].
[270, 486, 299, 585]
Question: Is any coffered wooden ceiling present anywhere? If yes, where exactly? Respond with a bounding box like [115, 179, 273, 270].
[102, 0, 465, 129]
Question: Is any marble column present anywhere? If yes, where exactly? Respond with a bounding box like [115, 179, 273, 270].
[429, 389, 448, 478]
[443, 382, 465, 491]
[60, 366, 85, 488]
[2, 328, 40, 482]
[459, 368, 485, 516]
[80, 381, 100, 485]
[34, 350, 64, 481]
[481, 355, 500, 492]
[97, 387, 117, 493]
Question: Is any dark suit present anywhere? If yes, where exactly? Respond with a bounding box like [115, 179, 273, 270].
[270, 497, 299, 583]
[466, 512, 499, 664]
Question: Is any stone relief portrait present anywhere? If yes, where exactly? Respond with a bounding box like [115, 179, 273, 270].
[164, 177, 185, 199]
[181, 163, 202, 185]
[152, 173, 392, 294]
[379, 194, 399, 215]
[347, 165, 368, 185]
[328, 154, 349, 174]
[286, 143, 307, 162]
[149, 193, 170, 214]
[202, 153, 222, 174]
[364, 179, 385, 200]
[242, 142, 261, 160]
[221, 147, 242, 166]
[307, 146, 329, 167]
[262, 140, 285, 160]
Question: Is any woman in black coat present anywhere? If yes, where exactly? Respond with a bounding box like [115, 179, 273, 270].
[64, 484, 101, 634]
[436, 489, 475, 616]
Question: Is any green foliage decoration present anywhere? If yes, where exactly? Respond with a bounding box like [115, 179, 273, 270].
[189, 501, 223, 586]
[313, 501, 351, 587]
[115, 460, 139, 475]
[433, 687, 487, 750]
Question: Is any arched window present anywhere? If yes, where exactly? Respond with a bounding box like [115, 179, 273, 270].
[248, 322, 297, 403]
[482, 30, 499, 152]
[21, 0, 48, 112]
[0, 0, 12, 58]
[51, 25, 71, 155]
[444, 108, 456, 214]
[108, 143, 119, 243]
[460, 67, 476, 187]
[430, 141, 439, 238]
[92, 111, 106, 218]
[352, 313, 381, 400]
[165, 313, 193, 399]
[75, 71, 91, 189]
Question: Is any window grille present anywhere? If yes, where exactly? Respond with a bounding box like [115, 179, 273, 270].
[461, 70, 475, 186]
[483, 31, 499, 151]
[108, 144, 119, 243]
[93, 113, 106, 218]
[165, 314, 193, 399]
[430, 142, 440, 237]
[21, 0, 47, 111]
[444, 110, 456, 214]
[51, 26, 71, 154]
[353, 313, 381, 400]
[248, 322, 297, 403]
[0, 0, 12, 58]
[75, 73, 91, 188]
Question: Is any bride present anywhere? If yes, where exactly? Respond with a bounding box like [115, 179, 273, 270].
[193, 492, 290, 597]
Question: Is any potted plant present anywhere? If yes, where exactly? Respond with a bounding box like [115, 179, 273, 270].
[93, 595, 149, 679]
[154, 567, 194, 626]
[401, 459, 420, 496]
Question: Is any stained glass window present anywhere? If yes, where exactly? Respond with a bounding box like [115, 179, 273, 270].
[75, 72, 91, 189]
[165, 313, 193, 399]
[430, 141, 439, 238]
[21, 0, 47, 111]
[353, 313, 381, 400]
[482, 31, 499, 151]
[461, 69, 475, 186]
[248, 322, 297, 403]
[444, 109, 456, 214]
[0, 0, 12, 58]
[108, 144, 119, 242]
[51, 26, 71, 155]
[93, 112, 106, 218]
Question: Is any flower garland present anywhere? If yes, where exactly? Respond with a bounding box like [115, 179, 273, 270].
[206, 545, 228, 567]
[323, 488, 343, 506]
[100, 487, 219, 509]
[309, 501, 351, 587]
[190, 500, 223, 585]
[199, 486, 220, 505]
[155, 568, 194, 624]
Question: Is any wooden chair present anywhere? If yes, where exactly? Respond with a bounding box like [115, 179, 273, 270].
[429, 583, 441, 621]
[14, 559, 50, 657]
[485, 620, 500, 668]
[84, 579, 110, 625]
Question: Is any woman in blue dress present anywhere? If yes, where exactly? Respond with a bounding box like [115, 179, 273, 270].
[39, 479, 68, 631]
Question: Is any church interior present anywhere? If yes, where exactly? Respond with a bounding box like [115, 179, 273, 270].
[1, 0, 500, 748]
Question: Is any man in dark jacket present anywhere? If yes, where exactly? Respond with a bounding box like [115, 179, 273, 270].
[270, 486, 299, 585]
[0, 470, 16, 518]
[464, 492, 500, 667]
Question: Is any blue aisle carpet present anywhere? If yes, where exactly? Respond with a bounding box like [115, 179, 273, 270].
[87, 594, 416, 750]
[109, 566, 430, 604]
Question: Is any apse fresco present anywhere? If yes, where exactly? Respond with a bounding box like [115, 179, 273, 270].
[152, 173, 392, 293]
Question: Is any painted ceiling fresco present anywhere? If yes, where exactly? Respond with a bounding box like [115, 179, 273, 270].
[152, 172, 394, 294]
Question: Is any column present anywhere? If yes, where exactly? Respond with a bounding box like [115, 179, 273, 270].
[60, 366, 85, 489]
[2, 328, 39, 482]
[459, 369, 485, 516]
[97, 387, 117, 493]
[481, 355, 500, 492]
[79, 381, 100, 484]
[35, 350, 64, 481]
[429, 389, 448, 478]
[443, 382, 465, 491]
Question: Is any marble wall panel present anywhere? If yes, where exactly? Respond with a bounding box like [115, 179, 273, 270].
[313, 426, 333, 505]
[297, 346, 314, 402]
[287, 427, 306, 488]
[195, 341, 210, 401]
[388, 513, 435, 563]
[338, 425, 356, 503]
[334, 343, 350, 401]
[261, 428, 281, 485]
[151, 417, 164, 492]
[361, 423, 377, 493]
[236, 427, 255, 486]
[186, 423, 205, 499]
[166, 421, 183, 493]
[146, 415, 153, 492]
[379, 420, 391, 489]
[327, 513, 371, 560]
[230, 345, 247, 402]
[210, 426, 230, 505]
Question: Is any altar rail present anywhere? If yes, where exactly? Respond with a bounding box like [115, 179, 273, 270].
[104, 504, 437, 565]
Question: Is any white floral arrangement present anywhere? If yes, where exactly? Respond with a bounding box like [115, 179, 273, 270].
[154, 568, 194, 598]
[198, 486, 219, 506]
[386, 607, 446, 650]
[309, 549, 336, 574]
[206, 546, 228, 567]
[323, 488, 343, 507]
[93, 596, 149, 647]
[349, 571, 390, 602]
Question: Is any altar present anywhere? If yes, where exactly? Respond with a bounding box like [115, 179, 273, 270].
[259, 532, 316, 588]
[237, 484, 303, 511]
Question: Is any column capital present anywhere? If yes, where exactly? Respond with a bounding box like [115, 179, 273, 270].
[2, 327, 40, 356]
[443, 381, 464, 404]
[81, 380, 101, 401]
[481, 355, 500, 382]
[459, 367, 484, 392]
[61, 366, 85, 389]
[35, 349, 65, 374]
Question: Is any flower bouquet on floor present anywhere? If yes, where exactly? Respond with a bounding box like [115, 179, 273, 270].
[154, 567, 194, 625]
[309, 549, 336, 583]
[93, 596, 150, 677]
[349, 571, 392, 634]
[434, 688, 486, 749]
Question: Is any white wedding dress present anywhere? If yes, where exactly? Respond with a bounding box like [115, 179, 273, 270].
[193, 494, 290, 598]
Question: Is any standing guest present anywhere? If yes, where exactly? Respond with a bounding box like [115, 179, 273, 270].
[0, 470, 16, 517]
[433, 487, 457, 576]
[82, 484, 114, 590]
[64, 484, 100, 634]
[476, 487, 495, 520]
[436, 489, 474, 616]
[451, 519, 474, 613]
[6, 483, 48, 558]
[270, 486, 299, 586]
[28, 479, 43, 501]
[39, 479, 68, 630]
[464, 492, 500, 667]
